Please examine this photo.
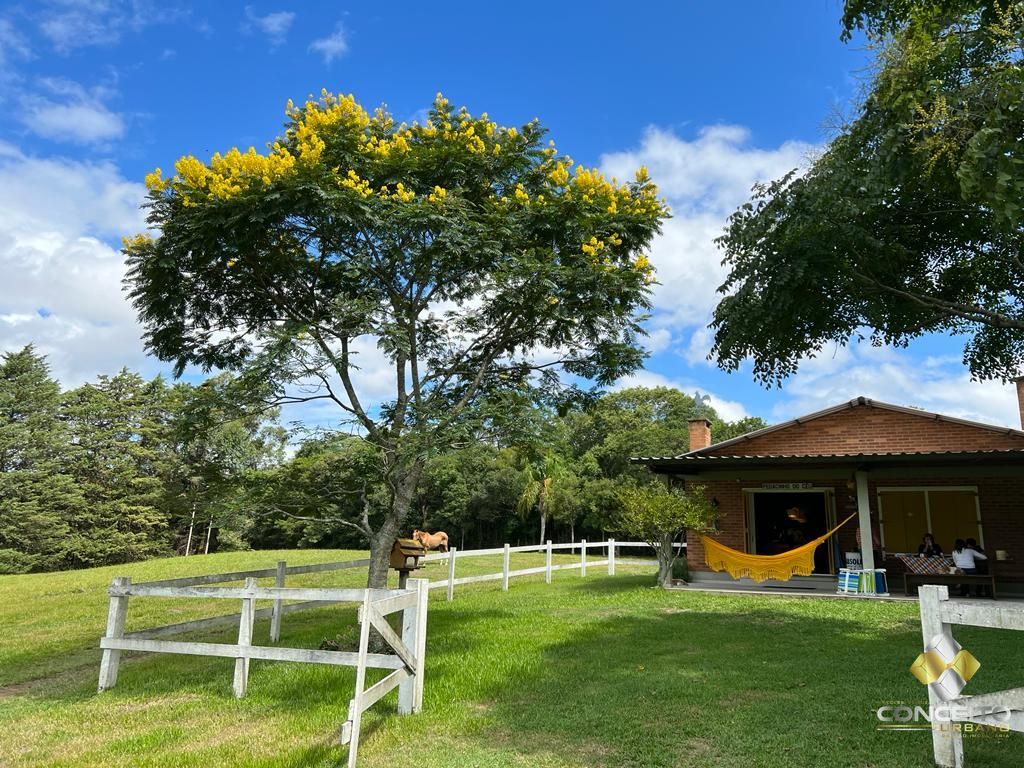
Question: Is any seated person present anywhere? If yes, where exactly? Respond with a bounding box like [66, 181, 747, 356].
[918, 533, 943, 557]
[966, 538, 988, 571]
[952, 539, 988, 597]
[966, 538, 990, 596]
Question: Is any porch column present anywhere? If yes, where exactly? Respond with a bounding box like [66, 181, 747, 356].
[855, 470, 876, 571]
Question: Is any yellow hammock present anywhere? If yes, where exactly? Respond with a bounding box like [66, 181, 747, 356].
[700, 513, 857, 583]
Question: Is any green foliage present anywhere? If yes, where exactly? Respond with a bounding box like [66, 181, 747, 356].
[123, 91, 668, 585]
[715, 1, 1024, 383]
[0, 347, 284, 574]
[0, 347, 77, 572]
[617, 482, 716, 586]
[617, 483, 717, 542]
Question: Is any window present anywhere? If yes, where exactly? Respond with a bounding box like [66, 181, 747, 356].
[878, 488, 982, 553]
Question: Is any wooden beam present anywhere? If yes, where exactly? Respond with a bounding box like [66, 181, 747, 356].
[99, 638, 405, 670]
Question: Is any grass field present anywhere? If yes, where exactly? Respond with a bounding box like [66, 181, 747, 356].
[1, 549, 1021, 768]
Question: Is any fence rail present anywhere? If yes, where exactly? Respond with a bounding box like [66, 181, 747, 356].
[420, 538, 682, 600]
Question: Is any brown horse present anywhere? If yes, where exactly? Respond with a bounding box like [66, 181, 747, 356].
[412, 529, 449, 553]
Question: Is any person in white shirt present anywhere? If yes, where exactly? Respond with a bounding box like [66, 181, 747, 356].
[952, 539, 988, 596]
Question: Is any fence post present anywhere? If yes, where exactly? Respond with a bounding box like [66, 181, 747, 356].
[919, 585, 964, 768]
[233, 577, 257, 699]
[545, 540, 552, 584]
[608, 538, 615, 576]
[412, 578, 428, 711]
[398, 578, 430, 714]
[270, 560, 285, 642]
[502, 543, 510, 591]
[97, 576, 130, 692]
[446, 547, 457, 601]
[581, 539, 587, 577]
[346, 590, 374, 767]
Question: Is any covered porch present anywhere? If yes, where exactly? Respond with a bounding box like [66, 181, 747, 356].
[643, 450, 1024, 596]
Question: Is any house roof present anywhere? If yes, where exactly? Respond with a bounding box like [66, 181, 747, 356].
[631, 396, 1024, 471]
[636, 447, 1024, 474]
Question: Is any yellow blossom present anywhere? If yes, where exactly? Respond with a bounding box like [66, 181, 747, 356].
[547, 162, 570, 186]
[144, 168, 168, 192]
[513, 184, 530, 204]
[341, 169, 374, 197]
[581, 236, 606, 257]
[427, 185, 448, 203]
[392, 182, 416, 202]
[121, 233, 153, 251]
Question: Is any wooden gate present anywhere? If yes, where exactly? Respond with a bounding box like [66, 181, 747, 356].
[98, 576, 429, 767]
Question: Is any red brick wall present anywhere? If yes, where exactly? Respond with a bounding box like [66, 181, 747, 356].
[706, 405, 1024, 457]
[684, 474, 1024, 583]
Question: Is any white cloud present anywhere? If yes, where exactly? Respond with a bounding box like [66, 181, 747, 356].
[601, 125, 813, 329]
[644, 327, 672, 355]
[243, 6, 295, 47]
[766, 342, 1021, 429]
[309, 23, 348, 63]
[19, 78, 125, 144]
[27, 100, 124, 143]
[38, 0, 187, 53]
[0, 18, 31, 69]
[0, 146, 150, 385]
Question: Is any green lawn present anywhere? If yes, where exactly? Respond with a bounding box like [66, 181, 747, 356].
[0, 550, 1020, 767]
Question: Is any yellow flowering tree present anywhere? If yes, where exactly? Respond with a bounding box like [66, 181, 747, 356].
[125, 91, 668, 586]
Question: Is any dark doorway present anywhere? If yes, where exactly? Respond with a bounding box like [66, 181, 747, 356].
[751, 491, 831, 574]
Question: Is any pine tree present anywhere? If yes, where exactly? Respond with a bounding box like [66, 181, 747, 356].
[0, 346, 78, 573]
[61, 370, 177, 567]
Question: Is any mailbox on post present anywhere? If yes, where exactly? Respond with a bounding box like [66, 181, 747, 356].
[390, 538, 426, 587]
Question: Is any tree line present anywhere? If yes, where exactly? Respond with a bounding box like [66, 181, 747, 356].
[0, 345, 763, 574]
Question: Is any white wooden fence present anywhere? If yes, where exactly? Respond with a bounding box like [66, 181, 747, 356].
[420, 539, 679, 600]
[96, 539, 667, 763]
[98, 574, 428, 768]
[918, 585, 1024, 767]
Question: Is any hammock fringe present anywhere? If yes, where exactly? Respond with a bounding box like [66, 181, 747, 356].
[699, 513, 857, 583]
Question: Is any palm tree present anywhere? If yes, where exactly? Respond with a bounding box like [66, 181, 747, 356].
[516, 455, 563, 545]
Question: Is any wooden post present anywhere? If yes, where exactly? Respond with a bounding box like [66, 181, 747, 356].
[854, 469, 876, 572]
[608, 538, 615, 576]
[446, 547, 457, 601]
[97, 576, 130, 692]
[398, 582, 417, 714]
[545, 540, 552, 584]
[581, 539, 587, 577]
[502, 543, 510, 591]
[346, 590, 374, 767]
[233, 577, 257, 699]
[270, 560, 285, 643]
[919, 586, 964, 768]
[411, 578, 428, 712]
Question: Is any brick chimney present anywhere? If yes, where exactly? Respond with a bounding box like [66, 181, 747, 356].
[688, 418, 712, 451]
[1016, 377, 1024, 430]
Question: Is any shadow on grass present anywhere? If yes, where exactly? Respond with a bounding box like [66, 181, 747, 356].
[442, 592, 1022, 768]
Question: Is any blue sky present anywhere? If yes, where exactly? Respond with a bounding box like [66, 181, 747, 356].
[1, 1, 1019, 429]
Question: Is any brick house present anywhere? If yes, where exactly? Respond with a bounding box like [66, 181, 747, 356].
[636, 385, 1024, 591]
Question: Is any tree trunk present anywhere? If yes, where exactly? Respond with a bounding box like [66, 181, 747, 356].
[539, 509, 546, 546]
[184, 501, 197, 556]
[365, 462, 423, 589]
[657, 531, 677, 588]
